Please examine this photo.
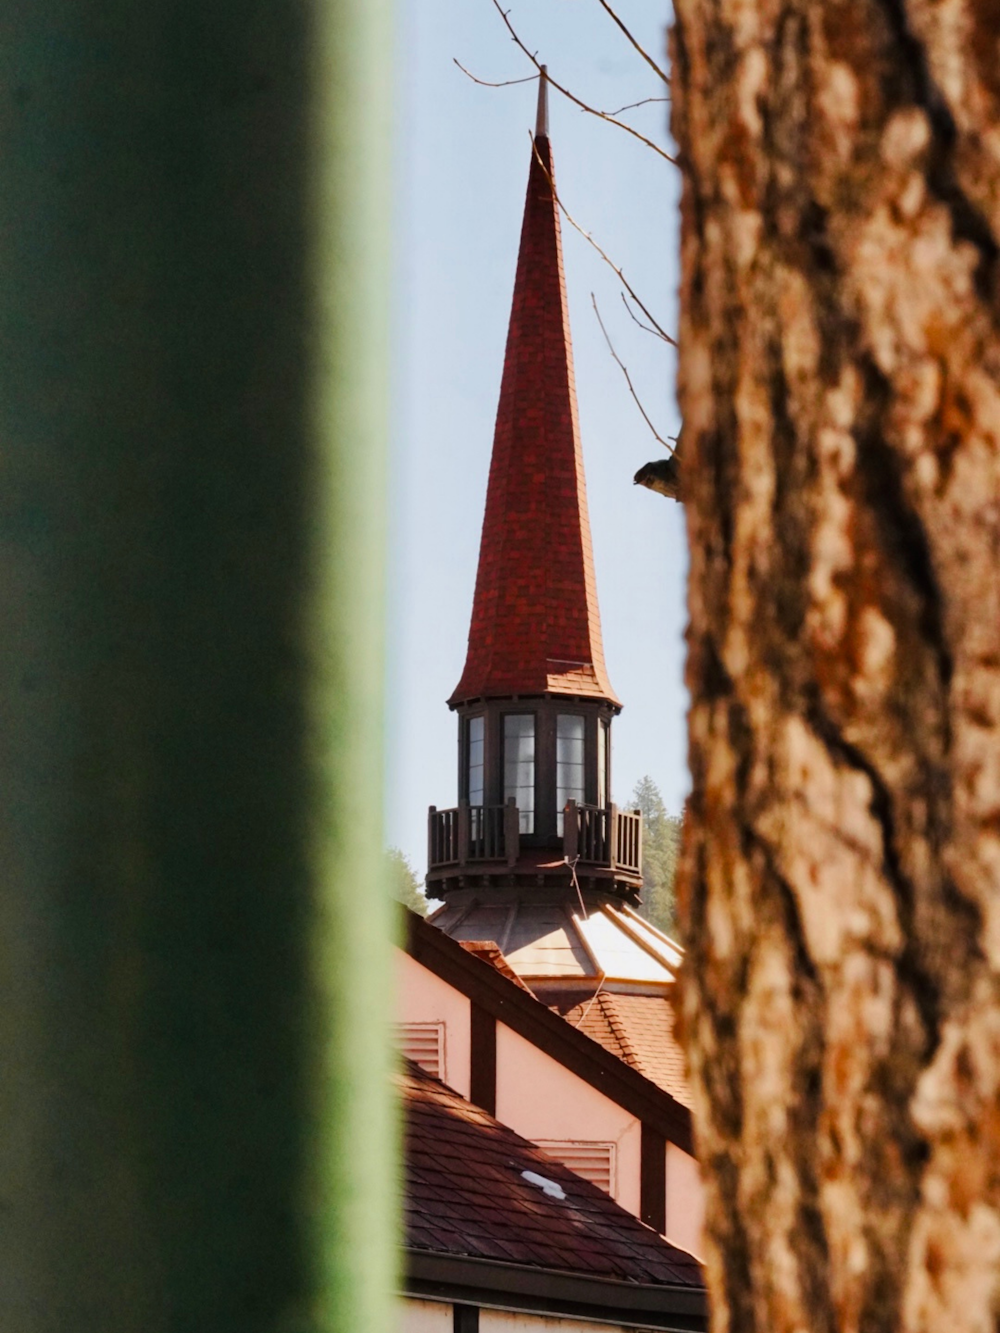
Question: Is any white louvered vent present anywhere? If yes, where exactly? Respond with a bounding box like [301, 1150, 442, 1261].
[397, 1022, 445, 1081]
[534, 1140, 616, 1196]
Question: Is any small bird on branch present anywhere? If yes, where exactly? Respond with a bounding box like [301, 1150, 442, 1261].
[634, 451, 681, 501]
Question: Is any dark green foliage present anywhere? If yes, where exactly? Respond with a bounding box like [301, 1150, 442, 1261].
[629, 776, 682, 938]
[388, 848, 428, 916]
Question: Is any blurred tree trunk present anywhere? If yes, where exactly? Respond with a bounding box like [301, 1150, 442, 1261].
[672, 2, 1000, 1330]
[0, 4, 394, 1332]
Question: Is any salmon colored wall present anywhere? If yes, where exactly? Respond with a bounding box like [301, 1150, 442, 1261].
[394, 951, 471, 1099]
[399, 1300, 630, 1332]
[494, 1023, 642, 1217]
[398, 1297, 451, 1331]
[481, 1310, 624, 1331]
[666, 1143, 705, 1259]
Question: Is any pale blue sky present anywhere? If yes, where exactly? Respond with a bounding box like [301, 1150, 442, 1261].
[387, 0, 687, 875]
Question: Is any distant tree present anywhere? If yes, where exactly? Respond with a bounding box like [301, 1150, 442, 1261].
[386, 847, 427, 916]
[628, 776, 681, 938]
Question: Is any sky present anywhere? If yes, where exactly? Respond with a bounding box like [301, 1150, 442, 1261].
[387, 0, 687, 876]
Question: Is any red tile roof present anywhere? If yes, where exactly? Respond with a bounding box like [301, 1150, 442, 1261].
[548, 991, 692, 1108]
[458, 939, 536, 993]
[449, 131, 619, 708]
[402, 1060, 702, 1287]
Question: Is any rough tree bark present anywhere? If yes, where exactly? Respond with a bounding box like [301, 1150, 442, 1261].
[671, 2, 1000, 1330]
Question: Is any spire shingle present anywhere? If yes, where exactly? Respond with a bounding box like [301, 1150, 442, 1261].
[450, 114, 618, 708]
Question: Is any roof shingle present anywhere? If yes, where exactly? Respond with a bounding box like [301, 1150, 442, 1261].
[448, 130, 618, 708]
[402, 1059, 702, 1288]
[547, 990, 692, 1108]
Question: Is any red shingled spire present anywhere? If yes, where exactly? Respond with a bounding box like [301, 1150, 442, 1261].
[450, 72, 619, 709]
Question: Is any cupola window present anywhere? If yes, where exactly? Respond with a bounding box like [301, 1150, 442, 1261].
[556, 714, 586, 833]
[466, 715, 484, 807]
[504, 714, 535, 833]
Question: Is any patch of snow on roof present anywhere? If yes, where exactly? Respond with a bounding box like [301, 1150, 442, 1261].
[521, 1169, 566, 1200]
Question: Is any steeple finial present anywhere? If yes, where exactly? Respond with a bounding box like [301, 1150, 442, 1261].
[535, 65, 549, 139]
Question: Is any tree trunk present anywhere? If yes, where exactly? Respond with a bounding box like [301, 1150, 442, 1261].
[671, 3, 1000, 1330]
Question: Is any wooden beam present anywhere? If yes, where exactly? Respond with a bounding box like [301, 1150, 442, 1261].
[641, 1123, 668, 1235]
[470, 1004, 497, 1115]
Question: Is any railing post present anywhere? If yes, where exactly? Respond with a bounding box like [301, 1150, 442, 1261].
[458, 799, 470, 865]
[564, 799, 578, 861]
[635, 808, 643, 875]
[608, 802, 619, 869]
[428, 805, 437, 868]
[505, 797, 520, 866]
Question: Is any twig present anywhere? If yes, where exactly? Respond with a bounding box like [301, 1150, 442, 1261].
[453, 58, 538, 89]
[530, 136, 677, 347]
[607, 96, 670, 115]
[592, 293, 675, 452]
[621, 291, 666, 340]
[493, 1, 677, 165]
[458, 55, 667, 118]
[593, 0, 671, 86]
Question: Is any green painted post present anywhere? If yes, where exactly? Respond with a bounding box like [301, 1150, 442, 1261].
[0, 3, 396, 1332]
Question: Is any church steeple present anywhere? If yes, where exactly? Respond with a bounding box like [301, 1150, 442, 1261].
[427, 77, 640, 909]
[449, 68, 618, 710]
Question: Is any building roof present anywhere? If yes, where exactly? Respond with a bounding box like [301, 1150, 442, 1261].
[430, 897, 682, 988]
[458, 938, 536, 993]
[546, 990, 691, 1108]
[402, 1059, 702, 1289]
[428, 898, 691, 1106]
[404, 908, 693, 1153]
[449, 110, 618, 708]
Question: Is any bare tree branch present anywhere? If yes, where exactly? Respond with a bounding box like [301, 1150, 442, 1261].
[457, 57, 667, 119]
[494, 2, 677, 166]
[453, 59, 538, 89]
[593, 0, 671, 86]
[620, 291, 668, 340]
[592, 294, 675, 453]
[530, 136, 677, 347]
[607, 96, 670, 115]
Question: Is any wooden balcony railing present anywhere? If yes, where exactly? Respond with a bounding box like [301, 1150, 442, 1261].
[428, 800, 520, 870]
[563, 802, 642, 877]
[612, 806, 643, 876]
[428, 800, 642, 880]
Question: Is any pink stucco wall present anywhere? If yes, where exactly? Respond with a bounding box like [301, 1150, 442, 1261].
[481, 1311, 625, 1332]
[666, 1143, 705, 1259]
[398, 1300, 634, 1333]
[395, 950, 471, 1099]
[495, 1023, 642, 1217]
[398, 1298, 451, 1331]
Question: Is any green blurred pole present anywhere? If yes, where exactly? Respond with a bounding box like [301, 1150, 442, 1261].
[0, 4, 395, 1332]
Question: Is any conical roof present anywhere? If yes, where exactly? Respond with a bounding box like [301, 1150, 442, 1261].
[429, 897, 680, 989]
[449, 76, 618, 708]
